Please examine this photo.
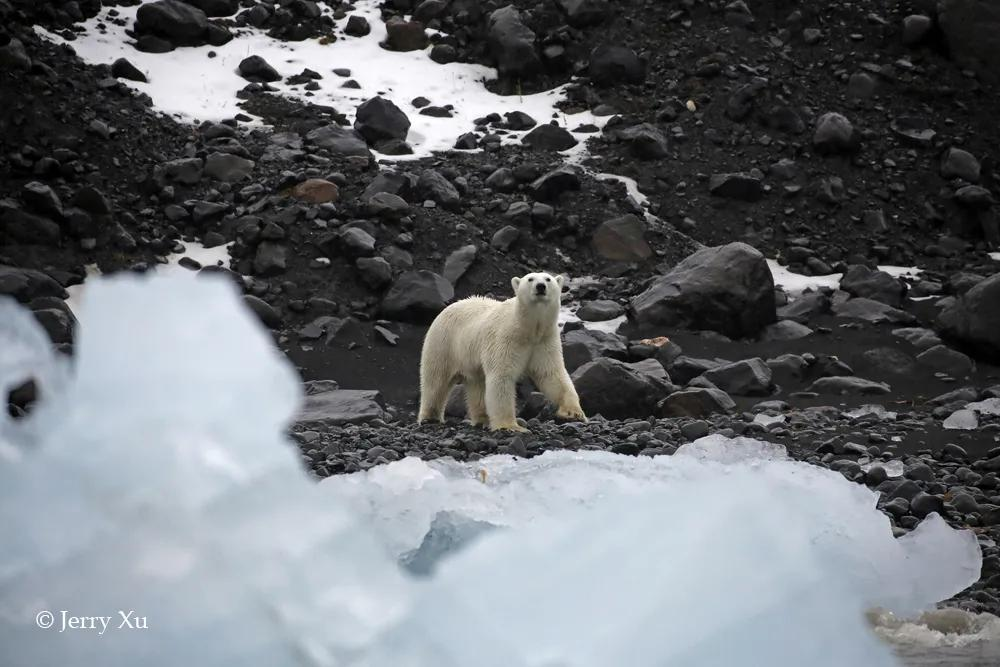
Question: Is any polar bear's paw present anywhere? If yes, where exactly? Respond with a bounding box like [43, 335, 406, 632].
[490, 420, 529, 433]
[556, 405, 588, 423]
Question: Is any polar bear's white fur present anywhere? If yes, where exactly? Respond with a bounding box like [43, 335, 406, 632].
[418, 271, 587, 432]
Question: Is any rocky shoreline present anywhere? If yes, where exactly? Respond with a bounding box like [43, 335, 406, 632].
[3, 0, 1000, 624]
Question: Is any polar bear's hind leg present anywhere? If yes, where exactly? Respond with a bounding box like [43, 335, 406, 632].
[464, 374, 488, 427]
[418, 323, 456, 423]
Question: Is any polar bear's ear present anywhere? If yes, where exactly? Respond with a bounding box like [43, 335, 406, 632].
[554, 274, 565, 288]
[511, 276, 521, 292]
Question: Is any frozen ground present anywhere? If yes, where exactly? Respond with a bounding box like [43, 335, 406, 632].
[0, 272, 989, 667]
[767, 259, 923, 297]
[38, 0, 608, 160]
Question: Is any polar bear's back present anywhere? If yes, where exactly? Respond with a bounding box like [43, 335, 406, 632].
[421, 295, 514, 375]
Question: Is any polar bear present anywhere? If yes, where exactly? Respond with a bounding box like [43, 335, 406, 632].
[418, 271, 587, 432]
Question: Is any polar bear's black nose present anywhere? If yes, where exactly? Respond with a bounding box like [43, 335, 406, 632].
[535, 283, 546, 295]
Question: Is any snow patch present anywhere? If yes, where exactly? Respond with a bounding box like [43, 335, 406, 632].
[768, 261, 924, 299]
[767, 259, 842, 295]
[164, 240, 233, 271]
[559, 304, 627, 335]
[39, 1, 608, 160]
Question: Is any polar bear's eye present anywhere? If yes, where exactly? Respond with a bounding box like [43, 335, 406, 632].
[544, 277, 551, 282]
[527, 277, 534, 282]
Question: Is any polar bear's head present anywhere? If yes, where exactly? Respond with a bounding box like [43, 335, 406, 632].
[512, 272, 565, 307]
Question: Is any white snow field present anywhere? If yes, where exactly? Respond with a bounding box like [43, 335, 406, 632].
[0, 271, 986, 667]
[38, 0, 607, 160]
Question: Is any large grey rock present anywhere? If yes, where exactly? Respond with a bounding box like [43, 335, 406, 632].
[902, 14, 933, 45]
[339, 227, 376, 258]
[22, 182, 63, 218]
[571, 358, 668, 419]
[136, 0, 209, 44]
[0, 266, 67, 302]
[624, 358, 675, 393]
[562, 328, 628, 372]
[766, 353, 808, 386]
[362, 170, 415, 201]
[658, 388, 735, 417]
[709, 172, 764, 201]
[702, 358, 773, 396]
[628, 242, 776, 338]
[761, 320, 813, 341]
[916, 344, 975, 376]
[0, 38, 31, 70]
[541, 0, 609, 29]
[832, 297, 916, 324]
[243, 295, 282, 329]
[32, 308, 75, 345]
[812, 112, 856, 154]
[203, 152, 255, 182]
[556, 0, 610, 26]
[938, 273, 1000, 361]
[296, 382, 387, 425]
[487, 5, 539, 76]
[892, 327, 941, 350]
[589, 45, 645, 86]
[777, 292, 830, 323]
[839, 265, 906, 307]
[384, 18, 428, 51]
[367, 192, 410, 219]
[940, 147, 981, 183]
[418, 169, 461, 210]
[238, 55, 281, 82]
[668, 356, 722, 385]
[305, 125, 373, 158]
[529, 165, 581, 201]
[938, 0, 1000, 81]
[0, 208, 61, 245]
[521, 124, 578, 151]
[380, 270, 454, 324]
[616, 123, 668, 159]
[253, 242, 286, 276]
[577, 300, 624, 322]
[355, 96, 410, 144]
[591, 214, 652, 262]
[443, 245, 477, 285]
[155, 157, 204, 185]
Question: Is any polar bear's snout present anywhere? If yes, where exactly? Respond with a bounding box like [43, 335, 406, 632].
[534, 282, 547, 295]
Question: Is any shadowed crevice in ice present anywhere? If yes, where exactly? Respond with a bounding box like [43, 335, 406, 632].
[0, 272, 984, 667]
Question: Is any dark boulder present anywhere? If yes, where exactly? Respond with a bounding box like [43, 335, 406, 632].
[629, 243, 776, 338]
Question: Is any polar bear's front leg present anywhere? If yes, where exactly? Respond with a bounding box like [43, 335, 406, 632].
[530, 344, 588, 423]
[533, 366, 588, 423]
[485, 373, 528, 432]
